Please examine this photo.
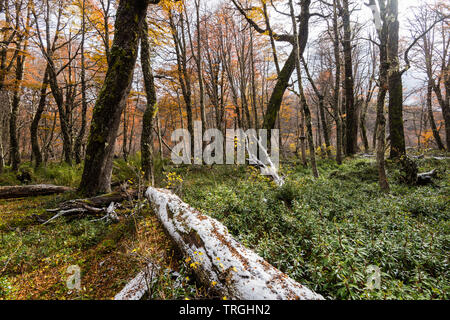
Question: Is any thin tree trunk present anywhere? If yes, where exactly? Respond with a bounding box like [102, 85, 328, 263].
[31, 65, 50, 168]
[426, 81, 445, 150]
[333, 0, 343, 164]
[360, 99, 370, 153]
[340, 0, 358, 156]
[140, 19, 157, 184]
[9, 44, 26, 171]
[74, 0, 88, 164]
[289, 0, 318, 178]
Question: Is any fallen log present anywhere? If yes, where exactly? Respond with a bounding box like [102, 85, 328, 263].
[0, 184, 74, 199]
[417, 169, 438, 185]
[247, 135, 284, 187]
[56, 191, 137, 208]
[114, 262, 183, 300]
[145, 187, 323, 300]
[115, 262, 160, 300]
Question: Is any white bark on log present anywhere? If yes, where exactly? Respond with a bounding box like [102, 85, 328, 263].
[0, 184, 74, 199]
[114, 262, 160, 300]
[145, 187, 324, 300]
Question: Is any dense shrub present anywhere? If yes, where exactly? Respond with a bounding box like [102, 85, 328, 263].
[181, 158, 450, 300]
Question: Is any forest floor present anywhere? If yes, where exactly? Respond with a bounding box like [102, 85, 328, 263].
[0, 152, 448, 300]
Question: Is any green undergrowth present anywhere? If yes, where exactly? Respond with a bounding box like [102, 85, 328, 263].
[0, 162, 82, 187]
[177, 157, 449, 300]
[0, 156, 205, 299]
[1, 154, 448, 300]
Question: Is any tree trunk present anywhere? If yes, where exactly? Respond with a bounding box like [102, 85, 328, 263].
[289, 0, 318, 178]
[387, 0, 406, 159]
[79, 0, 150, 196]
[145, 187, 324, 300]
[341, 0, 358, 156]
[373, 0, 390, 192]
[140, 19, 157, 184]
[170, 11, 194, 157]
[74, 0, 88, 164]
[262, 0, 310, 130]
[31, 65, 50, 169]
[426, 81, 445, 150]
[360, 99, 370, 153]
[332, 0, 343, 164]
[9, 45, 25, 171]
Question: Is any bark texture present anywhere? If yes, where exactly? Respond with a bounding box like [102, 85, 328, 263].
[262, 0, 310, 130]
[145, 187, 324, 300]
[140, 19, 157, 183]
[341, 0, 358, 156]
[79, 0, 150, 196]
[387, 0, 406, 158]
[0, 184, 73, 199]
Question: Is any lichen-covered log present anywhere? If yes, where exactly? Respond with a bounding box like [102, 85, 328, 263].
[145, 187, 324, 300]
[0, 184, 74, 199]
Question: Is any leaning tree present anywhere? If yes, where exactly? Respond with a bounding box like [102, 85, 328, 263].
[79, 0, 162, 196]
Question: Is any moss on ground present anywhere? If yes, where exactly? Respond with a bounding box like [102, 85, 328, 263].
[0, 189, 203, 300]
[1, 154, 448, 300]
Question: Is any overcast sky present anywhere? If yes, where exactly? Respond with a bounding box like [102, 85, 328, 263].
[206, 0, 436, 101]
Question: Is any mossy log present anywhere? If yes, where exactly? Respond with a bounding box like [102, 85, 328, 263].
[145, 187, 324, 300]
[56, 191, 136, 209]
[0, 184, 74, 199]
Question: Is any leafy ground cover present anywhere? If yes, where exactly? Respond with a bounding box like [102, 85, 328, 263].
[177, 157, 449, 299]
[0, 160, 204, 300]
[0, 154, 448, 300]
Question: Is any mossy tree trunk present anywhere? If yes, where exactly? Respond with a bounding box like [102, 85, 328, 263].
[372, 0, 390, 192]
[262, 48, 296, 131]
[340, 0, 358, 156]
[387, 0, 406, 159]
[79, 0, 152, 196]
[262, 1, 310, 130]
[140, 18, 157, 184]
[426, 81, 445, 150]
[31, 64, 50, 169]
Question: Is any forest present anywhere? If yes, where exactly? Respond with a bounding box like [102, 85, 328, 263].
[0, 0, 448, 301]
